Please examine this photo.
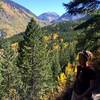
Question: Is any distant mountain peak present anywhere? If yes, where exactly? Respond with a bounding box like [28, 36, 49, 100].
[38, 12, 59, 22]
[55, 13, 90, 22]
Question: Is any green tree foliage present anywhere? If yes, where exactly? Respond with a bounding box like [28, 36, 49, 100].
[42, 21, 77, 33]
[75, 14, 100, 51]
[49, 33, 62, 80]
[64, 0, 100, 52]
[0, 42, 19, 99]
[17, 18, 56, 99]
[64, 0, 100, 15]
[42, 21, 78, 64]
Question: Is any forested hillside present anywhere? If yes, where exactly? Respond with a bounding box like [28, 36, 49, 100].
[0, 0, 100, 99]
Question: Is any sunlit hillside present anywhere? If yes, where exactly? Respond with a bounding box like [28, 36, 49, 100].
[0, 0, 37, 38]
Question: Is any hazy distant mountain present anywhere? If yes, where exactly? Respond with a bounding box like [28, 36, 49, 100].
[0, 0, 38, 38]
[58, 13, 90, 22]
[38, 12, 60, 22]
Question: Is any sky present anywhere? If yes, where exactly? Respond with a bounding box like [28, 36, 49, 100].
[12, 0, 70, 16]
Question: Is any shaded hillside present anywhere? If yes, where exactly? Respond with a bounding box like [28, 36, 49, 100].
[0, 0, 37, 38]
[0, 32, 24, 48]
[42, 21, 80, 33]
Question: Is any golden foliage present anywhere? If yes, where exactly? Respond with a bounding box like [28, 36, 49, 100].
[11, 43, 18, 50]
[60, 38, 64, 42]
[63, 43, 69, 48]
[65, 63, 74, 75]
[53, 43, 60, 50]
[2, 89, 20, 100]
[43, 36, 51, 43]
[52, 33, 59, 40]
[58, 73, 67, 85]
[0, 49, 4, 56]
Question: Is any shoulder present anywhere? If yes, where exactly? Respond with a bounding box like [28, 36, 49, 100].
[87, 65, 95, 72]
[87, 67, 96, 79]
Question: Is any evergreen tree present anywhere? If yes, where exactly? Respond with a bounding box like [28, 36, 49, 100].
[17, 18, 56, 99]
[64, 0, 100, 15]
[74, 14, 100, 52]
[48, 33, 61, 81]
[64, 0, 100, 52]
[50, 48, 61, 80]
[0, 42, 19, 99]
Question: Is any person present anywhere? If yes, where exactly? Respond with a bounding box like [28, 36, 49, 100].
[71, 51, 96, 100]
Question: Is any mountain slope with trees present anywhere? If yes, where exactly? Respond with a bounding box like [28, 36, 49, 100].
[0, 0, 38, 38]
[0, 0, 100, 99]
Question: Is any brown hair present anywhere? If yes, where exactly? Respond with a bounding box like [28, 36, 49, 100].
[78, 51, 88, 62]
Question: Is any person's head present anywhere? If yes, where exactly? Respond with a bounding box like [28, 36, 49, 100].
[77, 50, 94, 67]
[78, 51, 88, 66]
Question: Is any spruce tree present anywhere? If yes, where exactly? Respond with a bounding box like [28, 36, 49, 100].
[64, 0, 100, 15]
[64, 0, 100, 52]
[0, 42, 19, 99]
[17, 18, 56, 99]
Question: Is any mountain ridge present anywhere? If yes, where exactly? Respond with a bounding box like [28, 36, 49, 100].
[38, 12, 90, 23]
[38, 12, 59, 22]
[0, 0, 37, 38]
[3, 0, 36, 17]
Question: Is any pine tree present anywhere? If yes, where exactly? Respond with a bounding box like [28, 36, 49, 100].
[64, 0, 100, 52]
[51, 48, 61, 81]
[0, 42, 19, 99]
[64, 0, 100, 15]
[48, 33, 61, 81]
[17, 18, 56, 99]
